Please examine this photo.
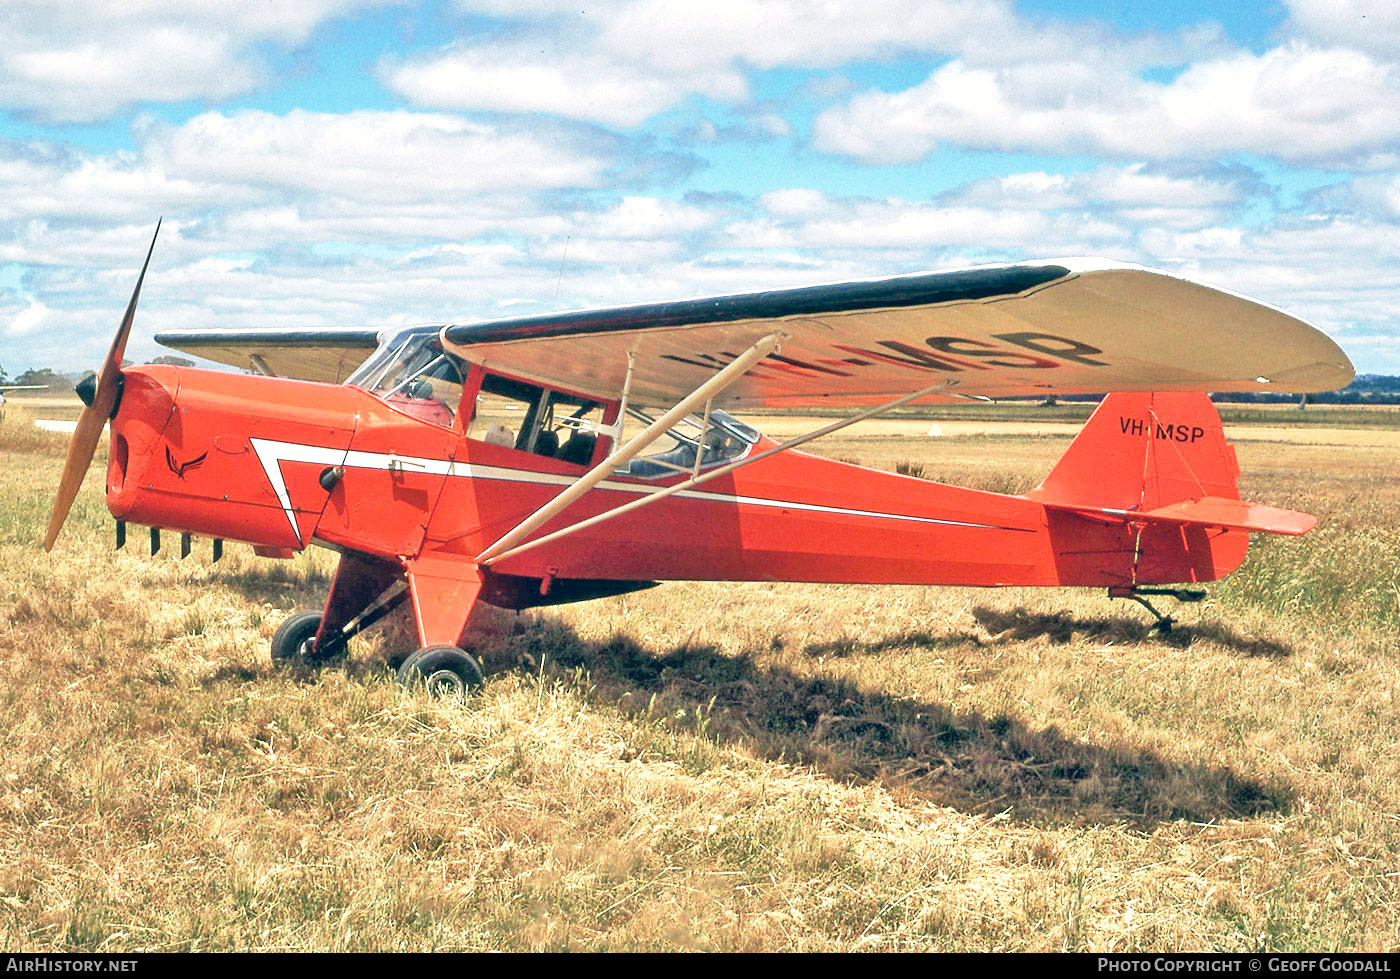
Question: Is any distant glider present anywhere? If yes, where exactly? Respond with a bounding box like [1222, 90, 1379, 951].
[0, 384, 49, 422]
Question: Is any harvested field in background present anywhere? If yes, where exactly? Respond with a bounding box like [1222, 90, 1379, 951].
[1, 402, 1397, 951]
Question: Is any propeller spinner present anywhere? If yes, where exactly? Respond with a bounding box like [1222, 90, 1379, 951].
[43, 220, 161, 551]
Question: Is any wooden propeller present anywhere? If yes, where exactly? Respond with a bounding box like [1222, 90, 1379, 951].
[44, 220, 161, 551]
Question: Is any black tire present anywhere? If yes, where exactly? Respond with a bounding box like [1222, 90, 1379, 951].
[271, 610, 325, 664]
[397, 646, 484, 701]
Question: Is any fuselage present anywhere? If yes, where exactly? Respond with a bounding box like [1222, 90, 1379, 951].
[103, 361, 1248, 607]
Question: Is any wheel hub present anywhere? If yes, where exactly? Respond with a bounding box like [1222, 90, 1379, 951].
[424, 668, 465, 700]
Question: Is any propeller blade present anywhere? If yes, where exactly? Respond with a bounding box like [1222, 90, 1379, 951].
[105, 218, 161, 384]
[43, 404, 110, 551]
[43, 220, 161, 551]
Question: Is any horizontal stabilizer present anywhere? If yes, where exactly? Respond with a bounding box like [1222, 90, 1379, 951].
[1049, 496, 1316, 536]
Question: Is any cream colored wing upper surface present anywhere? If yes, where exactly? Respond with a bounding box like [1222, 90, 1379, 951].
[441, 260, 1354, 408]
[153, 327, 383, 384]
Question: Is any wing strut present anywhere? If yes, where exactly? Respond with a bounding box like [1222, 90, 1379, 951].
[478, 374, 960, 567]
[474, 332, 782, 564]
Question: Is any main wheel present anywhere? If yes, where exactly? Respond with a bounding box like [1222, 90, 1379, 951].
[397, 645, 484, 701]
[271, 610, 326, 664]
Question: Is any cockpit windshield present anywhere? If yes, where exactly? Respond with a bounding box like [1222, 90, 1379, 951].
[346, 328, 465, 427]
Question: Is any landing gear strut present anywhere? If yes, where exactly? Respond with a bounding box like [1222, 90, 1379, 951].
[270, 585, 412, 666]
[1108, 585, 1206, 633]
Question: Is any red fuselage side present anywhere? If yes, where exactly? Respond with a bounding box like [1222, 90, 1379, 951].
[106, 366, 1248, 600]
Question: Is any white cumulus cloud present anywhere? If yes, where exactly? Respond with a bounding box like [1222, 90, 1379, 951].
[389, 0, 1211, 129]
[142, 109, 612, 200]
[814, 43, 1400, 168]
[386, 44, 748, 128]
[1284, 0, 1400, 58]
[0, 0, 401, 123]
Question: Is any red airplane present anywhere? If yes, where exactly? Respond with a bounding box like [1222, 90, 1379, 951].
[44, 226, 1354, 699]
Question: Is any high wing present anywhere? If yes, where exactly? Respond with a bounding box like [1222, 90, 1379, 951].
[153, 327, 383, 384]
[442, 259, 1354, 408]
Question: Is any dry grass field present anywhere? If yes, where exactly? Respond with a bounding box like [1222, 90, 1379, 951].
[1, 398, 1398, 951]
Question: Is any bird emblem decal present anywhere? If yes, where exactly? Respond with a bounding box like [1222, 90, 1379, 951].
[166, 447, 208, 480]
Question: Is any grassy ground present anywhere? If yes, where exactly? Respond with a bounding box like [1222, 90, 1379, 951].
[1, 402, 1397, 951]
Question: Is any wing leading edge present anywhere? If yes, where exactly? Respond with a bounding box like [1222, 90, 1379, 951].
[441, 260, 1354, 408]
[154, 327, 383, 384]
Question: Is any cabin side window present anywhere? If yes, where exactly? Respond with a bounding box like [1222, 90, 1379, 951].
[615, 408, 758, 480]
[468, 372, 610, 466]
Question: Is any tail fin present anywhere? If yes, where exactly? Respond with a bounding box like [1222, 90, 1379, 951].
[1029, 392, 1313, 536]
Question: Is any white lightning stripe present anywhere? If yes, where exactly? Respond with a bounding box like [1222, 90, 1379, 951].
[448, 460, 1027, 531]
[464, 463, 1017, 530]
[250, 438, 347, 544]
[248, 438, 1028, 542]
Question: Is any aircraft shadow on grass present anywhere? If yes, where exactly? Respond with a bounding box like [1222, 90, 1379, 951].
[218, 564, 333, 606]
[203, 570, 1293, 829]
[523, 626, 1291, 830]
[443, 619, 1290, 828]
[802, 608, 1294, 660]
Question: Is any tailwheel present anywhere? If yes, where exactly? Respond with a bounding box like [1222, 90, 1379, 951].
[270, 610, 337, 665]
[397, 646, 484, 701]
[1108, 586, 1207, 634]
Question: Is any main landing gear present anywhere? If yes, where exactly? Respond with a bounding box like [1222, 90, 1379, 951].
[1108, 585, 1207, 633]
[270, 549, 491, 699]
[270, 611, 484, 702]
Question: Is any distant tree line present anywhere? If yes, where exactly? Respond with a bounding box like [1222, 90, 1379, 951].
[1, 357, 194, 391]
[1026, 375, 1400, 406]
[2, 367, 70, 390]
[1211, 375, 1400, 405]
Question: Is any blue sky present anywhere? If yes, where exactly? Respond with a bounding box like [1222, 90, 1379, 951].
[2, 0, 1398, 377]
